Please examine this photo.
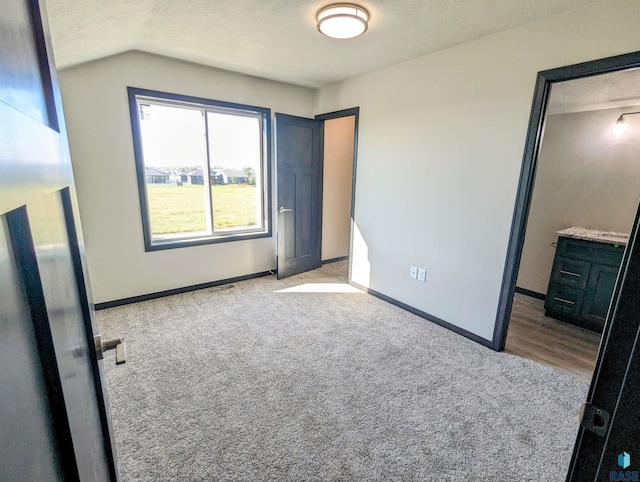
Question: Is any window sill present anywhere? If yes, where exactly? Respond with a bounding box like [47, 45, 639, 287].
[144, 230, 271, 252]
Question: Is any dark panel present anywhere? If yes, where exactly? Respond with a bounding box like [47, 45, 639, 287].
[5, 206, 79, 481]
[283, 125, 314, 167]
[296, 173, 313, 257]
[1, 0, 118, 478]
[558, 238, 624, 266]
[283, 172, 296, 262]
[568, 200, 640, 480]
[580, 265, 618, 324]
[596, 316, 640, 478]
[0, 0, 55, 127]
[0, 216, 62, 482]
[30, 192, 110, 481]
[275, 113, 322, 279]
[60, 188, 119, 481]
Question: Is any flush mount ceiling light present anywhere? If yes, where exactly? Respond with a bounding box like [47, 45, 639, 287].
[317, 3, 369, 39]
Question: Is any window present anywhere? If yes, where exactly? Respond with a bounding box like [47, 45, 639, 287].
[128, 88, 271, 250]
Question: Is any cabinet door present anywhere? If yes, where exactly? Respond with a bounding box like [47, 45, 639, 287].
[580, 264, 619, 330]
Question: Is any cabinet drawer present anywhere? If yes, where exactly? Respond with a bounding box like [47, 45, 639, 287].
[545, 284, 584, 317]
[557, 237, 624, 266]
[549, 256, 590, 289]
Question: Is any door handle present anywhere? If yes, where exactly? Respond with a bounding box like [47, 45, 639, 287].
[94, 334, 126, 365]
[279, 206, 292, 213]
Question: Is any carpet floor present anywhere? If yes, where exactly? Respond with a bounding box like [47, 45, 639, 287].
[97, 261, 587, 481]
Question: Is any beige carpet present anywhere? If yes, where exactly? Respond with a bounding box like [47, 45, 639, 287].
[97, 261, 586, 481]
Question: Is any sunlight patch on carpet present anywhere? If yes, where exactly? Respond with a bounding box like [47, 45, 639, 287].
[275, 282, 364, 293]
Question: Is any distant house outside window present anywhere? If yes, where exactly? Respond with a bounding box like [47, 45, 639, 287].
[128, 88, 271, 251]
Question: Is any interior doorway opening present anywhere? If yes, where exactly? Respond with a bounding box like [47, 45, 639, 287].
[320, 114, 356, 264]
[493, 53, 640, 383]
[274, 108, 359, 279]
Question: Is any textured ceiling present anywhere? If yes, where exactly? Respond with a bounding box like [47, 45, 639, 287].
[44, 0, 600, 88]
[547, 68, 640, 115]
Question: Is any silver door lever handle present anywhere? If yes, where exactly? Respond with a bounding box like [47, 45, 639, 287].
[279, 206, 292, 213]
[94, 334, 126, 365]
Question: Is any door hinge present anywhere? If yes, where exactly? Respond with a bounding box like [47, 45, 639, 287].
[579, 402, 610, 436]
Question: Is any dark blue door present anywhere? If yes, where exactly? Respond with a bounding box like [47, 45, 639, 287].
[0, 0, 119, 479]
[567, 201, 640, 480]
[275, 113, 323, 279]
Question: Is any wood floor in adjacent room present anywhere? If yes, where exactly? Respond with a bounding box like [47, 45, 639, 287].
[505, 293, 601, 382]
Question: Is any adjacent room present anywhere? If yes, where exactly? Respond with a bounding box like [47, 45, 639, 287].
[3, 0, 640, 480]
[506, 69, 640, 382]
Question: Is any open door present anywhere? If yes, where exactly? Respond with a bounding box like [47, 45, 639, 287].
[274, 113, 323, 279]
[567, 199, 640, 480]
[1, 0, 121, 479]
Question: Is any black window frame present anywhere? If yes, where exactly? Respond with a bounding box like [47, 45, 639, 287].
[127, 87, 272, 251]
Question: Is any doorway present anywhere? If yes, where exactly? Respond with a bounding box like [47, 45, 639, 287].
[493, 52, 640, 379]
[505, 69, 640, 380]
[274, 108, 359, 279]
[318, 111, 357, 264]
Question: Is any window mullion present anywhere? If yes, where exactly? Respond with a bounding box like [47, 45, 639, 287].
[202, 109, 215, 234]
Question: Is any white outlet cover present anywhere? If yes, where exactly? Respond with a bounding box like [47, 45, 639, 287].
[410, 266, 418, 279]
[418, 268, 426, 281]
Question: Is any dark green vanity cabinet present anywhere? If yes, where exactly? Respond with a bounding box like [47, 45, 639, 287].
[545, 236, 625, 332]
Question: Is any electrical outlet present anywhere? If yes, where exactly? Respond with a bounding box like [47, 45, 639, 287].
[418, 268, 426, 282]
[410, 266, 418, 279]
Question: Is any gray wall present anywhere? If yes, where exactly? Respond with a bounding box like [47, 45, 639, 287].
[314, 1, 640, 341]
[517, 106, 640, 295]
[59, 51, 314, 303]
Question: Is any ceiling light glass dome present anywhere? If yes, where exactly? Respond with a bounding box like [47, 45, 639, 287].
[317, 4, 369, 39]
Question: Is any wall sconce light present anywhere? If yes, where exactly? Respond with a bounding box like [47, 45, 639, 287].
[317, 3, 369, 39]
[612, 111, 640, 138]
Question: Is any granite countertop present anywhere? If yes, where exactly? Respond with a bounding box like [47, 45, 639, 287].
[557, 227, 629, 246]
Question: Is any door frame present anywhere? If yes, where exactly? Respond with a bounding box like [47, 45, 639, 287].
[314, 107, 360, 280]
[491, 50, 640, 352]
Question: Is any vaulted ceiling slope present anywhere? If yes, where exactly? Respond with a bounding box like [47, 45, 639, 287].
[45, 0, 599, 88]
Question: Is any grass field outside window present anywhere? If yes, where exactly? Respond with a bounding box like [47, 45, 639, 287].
[147, 184, 258, 236]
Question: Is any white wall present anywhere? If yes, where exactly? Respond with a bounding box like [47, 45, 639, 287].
[59, 51, 314, 303]
[314, 0, 640, 341]
[322, 116, 355, 261]
[517, 106, 640, 295]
